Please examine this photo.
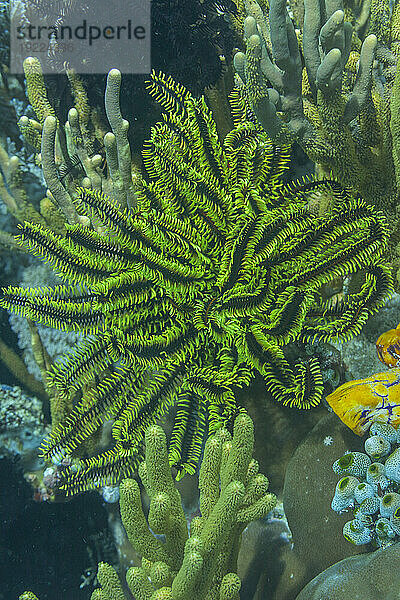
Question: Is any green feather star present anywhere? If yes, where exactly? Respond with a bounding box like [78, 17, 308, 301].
[0, 72, 393, 495]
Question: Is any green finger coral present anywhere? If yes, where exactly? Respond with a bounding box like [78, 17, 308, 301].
[19, 414, 275, 600]
[92, 412, 276, 600]
[0, 71, 393, 495]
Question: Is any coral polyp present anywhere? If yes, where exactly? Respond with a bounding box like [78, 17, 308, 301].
[0, 73, 393, 495]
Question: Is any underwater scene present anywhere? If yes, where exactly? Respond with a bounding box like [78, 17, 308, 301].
[1, 0, 400, 598]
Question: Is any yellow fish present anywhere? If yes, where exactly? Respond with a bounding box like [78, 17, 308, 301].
[326, 368, 400, 435]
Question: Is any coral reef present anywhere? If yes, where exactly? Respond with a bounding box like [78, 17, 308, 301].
[0, 70, 393, 495]
[234, 0, 391, 202]
[2, 3, 400, 595]
[17, 57, 138, 221]
[331, 421, 400, 548]
[234, 0, 400, 284]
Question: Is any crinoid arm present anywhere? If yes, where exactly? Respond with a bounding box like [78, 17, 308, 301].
[0, 71, 392, 495]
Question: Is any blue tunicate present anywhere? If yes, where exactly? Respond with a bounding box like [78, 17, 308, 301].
[375, 518, 397, 545]
[331, 476, 359, 511]
[379, 492, 400, 518]
[354, 482, 375, 504]
[370, 422, 397, 444]
[366, 462, 389, 490]
[384, 448, 400, 483]
[358, 496, 380, 515]
[332, 452, 371, 478]
[343, 520, 372, 545]
[390, 507, 400, 534]
[364, 435, 391, 460]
